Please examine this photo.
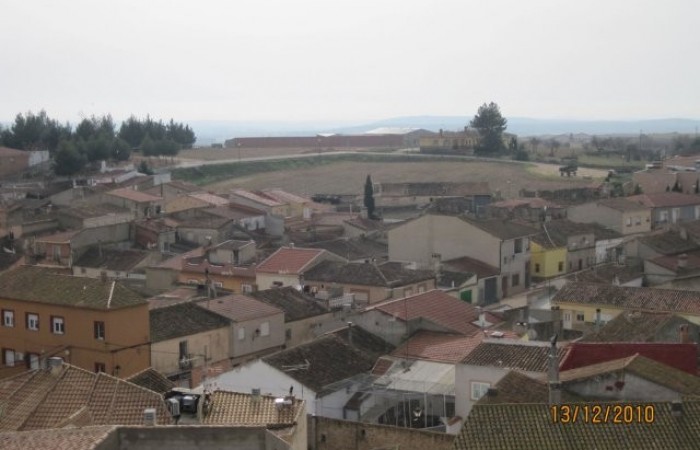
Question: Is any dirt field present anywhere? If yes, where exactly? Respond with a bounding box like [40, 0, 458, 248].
[205, 160, 605, 198]
[180, 146, 383, 161]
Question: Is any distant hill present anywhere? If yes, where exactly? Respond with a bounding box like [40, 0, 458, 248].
[183, 117, 700, 146]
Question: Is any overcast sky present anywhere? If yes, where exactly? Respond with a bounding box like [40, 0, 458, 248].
[1, 0, 699, 124]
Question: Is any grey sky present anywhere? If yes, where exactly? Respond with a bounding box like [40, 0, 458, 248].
[2, 0, 699, 123]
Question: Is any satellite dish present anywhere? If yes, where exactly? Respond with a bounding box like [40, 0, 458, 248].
[527, 329, 538, 340]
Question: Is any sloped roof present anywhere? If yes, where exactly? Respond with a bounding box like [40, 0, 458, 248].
[389, 331, 485, 364]
[454, 401, 700, 450]
[306, 237, 388, 261]
[0, 363, 171, 431]
[231, 189, 285, 207]
[303, 260, 434, 288]
[262, 334, 379, 393]
[251, 287, 329, 322]
[106, 188, 162, 203]
[150, 302, 230, 342]
[202, 390, 304, 426]
[256, 246, 327, 274]
[261, 188, 310, 204]
[187, 192, 230, 206]
[0, 426, 116, 450]
[58, 203, 130, 219]
[628, 192, 700, 208]
[476, 370, 582, 405]
[553, 281, 700, 316]
[581, 311, 688, 343]
[559, 342, 698, 374]
[565, 263, 644, 285]
[0, 266, 145, 310]
[461, 340, 568, 372]
[196, 294, 283, 323]
[461, 217, 539, 240]
[558, 354, 700, 395]
[443, 256, 500, 279]
[639, 230, 700, 255]
[597, 197, 649, 212]
[370, 290, 501, 335]
[125, 368, 174, 395]
[74, 247, 150, 271]
[649, 251, 700, 273]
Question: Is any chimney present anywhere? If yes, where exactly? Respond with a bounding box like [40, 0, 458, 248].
[551, 306, 561, 337]
[671, 400, 683, 418]
[548, 334, 561, 405]
[679, 324, 691, 343]
[47, 356, 63, 375]
[678, 254, 688, 269]
[289, 242, 295, 249]
[143, 408, 157, 426]
[347, 321, 353, 346]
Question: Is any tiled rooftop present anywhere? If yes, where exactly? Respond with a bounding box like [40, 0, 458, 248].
[0, 426, 116, 450]
[263, 333, 382, 393]
[557, 354, 700, 395]
[476, 370, 582, 405]
[231, 189, 284, 207]
[597, 197, 649, 212]
[306, 236, 388, 261]
[553, 281, 700, 316]
[256, 246, 327, 274]
[565, 263, 644, 285]
[581, 311, 691, 343]
[150, 302, 230, 342]
[559, 342, 698, 374]
[251, 286, 329, 322]
[74, 247, 150, 271]
[389, 331, 486, 363]
[303, 260, 434, 288]
[443, 256, 500, 279]
[370, 290, 500, 336]
[59, 203, 131, 219]
[0, 363, 171, 432]
[461, 340, 569, 372]
[628, 192, 700, 208]
[125, 368, 174, 395]
[0, 266, 146, 310]
[106, 188, 162, 203]
[455, 401, 700, 449]
[202, 390, 304, 426]
[187, 192, 230, 206]
[461, 217, 539, 240]
[196, 294, 283, 322]
[639, 230, 700, 255]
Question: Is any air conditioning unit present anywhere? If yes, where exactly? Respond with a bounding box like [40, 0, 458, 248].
[143, 408, 157, 426]
[167, 397, 180, 417]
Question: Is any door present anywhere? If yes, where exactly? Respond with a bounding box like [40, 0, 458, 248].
[484, 278, 497, 304]
[501, 276, 508, 298]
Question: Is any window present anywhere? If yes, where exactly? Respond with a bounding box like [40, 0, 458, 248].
[564, 313, 571, 322]
[213, 281, 223, 288]
[635, 217, 642, 225]
[94, 321, 105, 340]
[403, 288, 413, 297]
[417, 284, 426, 293]
[285, 328, 292, 340]
[260, 321, 270, 337]
[514, 238, 523, 254]
[558, 261, 564, 272]
[241, 284, 254, 294]
[51, 316, 65, 335]
[26, 313, 39, 331]
[179, 340, 188, 360]
[95, 362, 106, 373]
[512, 274, 520, 287]
[471, 381, 490, 401]
[2, 309, 14, 327]
[535, 263, 540, 273]
[576, 313, 585, 322]
[3, 348, 15, 367]
[238, 327, 245, 340]
[626, 217, 632, 227]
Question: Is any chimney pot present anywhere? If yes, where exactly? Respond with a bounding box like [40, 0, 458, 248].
[671, 400, 683, 418]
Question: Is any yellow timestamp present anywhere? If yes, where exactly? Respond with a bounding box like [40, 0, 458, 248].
[551, 404, 655, 424]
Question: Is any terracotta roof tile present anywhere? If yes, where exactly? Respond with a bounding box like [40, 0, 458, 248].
[150, 302, 230, 342]
[597, 197, 649, 212]
[0, 364, 172, 432]
[455, 401, 700, 449]
[0, 426, 115, 450]
[461, 340, 569, 372]
[196, 294, 283, 322]
[560, 342, 698, 374]
[581, 311, 690, 343]
[476, 370, 583, 405]
[390, 331, 485, 363]
[251, 286, 329, 322]
[303, 260, 433, 287]
[106, 188, 162, 203]
[370, 290, 499, 335]
[443, 256, 500, 279]
[231, 189, 285, 207]
[256, 247, 327, 274]
[0, 266, 146, 310]
[553, 281, 700, 315]
[628, 192, 700, 208]
[125, 368, 175, 395]
[203, 390, 304, 426]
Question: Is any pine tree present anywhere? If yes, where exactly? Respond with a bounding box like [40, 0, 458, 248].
[364, 175, 376, 219]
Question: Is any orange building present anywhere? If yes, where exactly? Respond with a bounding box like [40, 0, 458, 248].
[0, 266, 150, 379]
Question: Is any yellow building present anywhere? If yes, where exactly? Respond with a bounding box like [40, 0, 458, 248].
[530, 234, 567, 281]
[0, 266, 150, 379]
[552, 281, 700, 332]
